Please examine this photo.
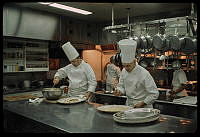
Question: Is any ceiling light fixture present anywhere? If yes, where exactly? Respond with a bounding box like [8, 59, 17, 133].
[38, 2, 52, 5]
[48, 3, 92, 15]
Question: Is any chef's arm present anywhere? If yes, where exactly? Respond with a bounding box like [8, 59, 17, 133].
[171, 84, 185, 94]
[114, 76, 125, 96]
[53, 67, 68, 85]
[85, 65, 97, 92]
[143, 75, 159, 105]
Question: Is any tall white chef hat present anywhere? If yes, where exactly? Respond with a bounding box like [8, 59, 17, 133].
[62, 42, 79, 61]
[118, 39, 137, 63]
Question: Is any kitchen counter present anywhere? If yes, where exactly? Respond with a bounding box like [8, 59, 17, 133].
[155, 98, 197, 107]
[3, 92, 197, 133]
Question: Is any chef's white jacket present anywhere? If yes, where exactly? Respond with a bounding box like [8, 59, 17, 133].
[54, 60, 97, 96]
[117, 62, 159, 108]
[106, 63, 121, 91]
[172, 69, 188, 96]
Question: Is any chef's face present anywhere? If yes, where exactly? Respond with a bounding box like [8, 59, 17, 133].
[71, 58, 82, 67]
[122, 59, 137, 72]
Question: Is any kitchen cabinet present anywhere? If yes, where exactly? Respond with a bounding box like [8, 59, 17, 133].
[3, 38, 49, 73]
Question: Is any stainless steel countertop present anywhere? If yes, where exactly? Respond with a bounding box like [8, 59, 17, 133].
[3, 95, 197, 133]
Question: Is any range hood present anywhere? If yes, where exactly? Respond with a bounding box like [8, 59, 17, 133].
[3, 5, 59, 41]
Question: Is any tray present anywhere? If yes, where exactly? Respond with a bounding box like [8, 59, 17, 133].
[113, 108, 160, 124]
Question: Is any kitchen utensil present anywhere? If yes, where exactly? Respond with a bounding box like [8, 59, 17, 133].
[145, 24, 153, 53]
[139, 35, 148, 53]
[181, 37, 196, 54]
[113, 108, 160, 124]
[169, 20, 184, 51]
[152, 34, 165, 50]
[180, 20, 197, 54]
[42, 88, 63, 100]
[152, 23, 165, 51]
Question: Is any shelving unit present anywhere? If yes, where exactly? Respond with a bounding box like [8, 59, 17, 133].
[25, 42, 49, 72]
[3, 39, 49, 73]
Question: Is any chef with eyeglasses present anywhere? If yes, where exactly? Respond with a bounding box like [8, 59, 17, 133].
[53, 42, 97, 99]
[113, 39, 159, 108]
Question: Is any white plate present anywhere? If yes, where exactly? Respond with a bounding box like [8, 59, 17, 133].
[113, 108, 160, 124]
[113, 114, 160, 124]
[96, 105, 133, 113]
[57, 97, 86, 104]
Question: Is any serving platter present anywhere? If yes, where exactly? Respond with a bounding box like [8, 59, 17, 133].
[113, 108, 160, 124]
[96, 105, 132, 113]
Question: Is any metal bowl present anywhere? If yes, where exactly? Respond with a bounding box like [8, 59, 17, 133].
[42, 88, 63, 100]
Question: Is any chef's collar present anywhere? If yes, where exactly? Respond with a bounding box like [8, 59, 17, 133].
[125, 62, 139, 74]
[72, 60, 83, 69]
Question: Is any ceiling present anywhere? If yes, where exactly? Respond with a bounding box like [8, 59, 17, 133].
[11, 2, 191, 23]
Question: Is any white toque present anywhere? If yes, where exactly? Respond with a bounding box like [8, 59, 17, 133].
[118, 39, 137, 63]
[62, 42, 79, 61]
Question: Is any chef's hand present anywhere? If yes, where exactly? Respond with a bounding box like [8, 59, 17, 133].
[113, 89, 122, 96]
[63, 87, 68, 94]
[169, 90, 176, 95]
[84, 91, 92, 100]
[133, 101, 146, 108]
[53, 77, 60, 85]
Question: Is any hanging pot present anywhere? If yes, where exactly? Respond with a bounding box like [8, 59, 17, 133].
[132, 36, 141, 50]
[180, 19, 197, 55]
[152, 34, 165, 51]
[161, 35, 171, 52]
[145, 34, 153, 53]
[169, 35, 184, 51]
[139, 35, 148, 53]
[181, 36, 197, 54]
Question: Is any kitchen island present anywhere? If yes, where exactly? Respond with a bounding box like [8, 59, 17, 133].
[3, 91, 197, 133]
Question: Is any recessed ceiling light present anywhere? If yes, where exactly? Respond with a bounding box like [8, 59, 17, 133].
[48, 3, 92, 15]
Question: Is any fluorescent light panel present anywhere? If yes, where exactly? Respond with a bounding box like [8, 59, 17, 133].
[48, 3, 92, 15]
[38, 2, 52, 5]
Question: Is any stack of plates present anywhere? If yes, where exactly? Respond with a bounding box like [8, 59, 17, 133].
[113, 108, 160, 124]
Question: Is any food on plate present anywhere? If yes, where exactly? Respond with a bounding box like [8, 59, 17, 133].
[57, 97, 86, 104]
[97, 105, 132, 112]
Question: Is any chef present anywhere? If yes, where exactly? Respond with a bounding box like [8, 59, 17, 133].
[113, 39, 159, 108]
[53, 42, 97, 98]
[169, 60, 188, 97]
[105, 55, 121, 92]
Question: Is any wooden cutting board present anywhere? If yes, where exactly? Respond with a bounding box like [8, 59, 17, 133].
[3, 94, 38, 101]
